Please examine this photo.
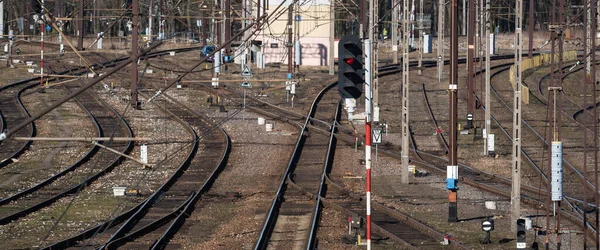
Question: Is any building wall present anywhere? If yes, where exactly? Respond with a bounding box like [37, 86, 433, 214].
[254, 1, 333, 66]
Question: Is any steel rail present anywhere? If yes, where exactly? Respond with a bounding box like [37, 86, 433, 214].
[306, 99, 341, 249]
[103, 92, 232, 249]
[0, 82, 37, 168]
[322, 173, 470, 249]
[482, 61, 598, 237]
[0, 86, 101, 205]
[0, 91, 134, 226]
[41, 92, 199, 249]
[254, 80, 336, 249]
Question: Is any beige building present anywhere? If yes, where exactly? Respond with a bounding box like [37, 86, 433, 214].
[253, 0, 334, 66]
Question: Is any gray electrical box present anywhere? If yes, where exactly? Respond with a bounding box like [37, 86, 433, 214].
[423, 34, 432, 54]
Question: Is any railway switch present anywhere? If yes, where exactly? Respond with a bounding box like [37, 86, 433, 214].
[338, 35, 364, 99]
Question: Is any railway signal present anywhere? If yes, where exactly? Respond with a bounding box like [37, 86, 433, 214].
[338, 35, 364, 99]
[31, 0, 42, 14]
[516, 218, 526, 249]
[480, 218, 494, 244]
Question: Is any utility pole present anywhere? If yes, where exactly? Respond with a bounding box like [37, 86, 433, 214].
[78, 0, 84, 50]
[242, 0, 251, 67]
[217, 0, 222, 47]
[371, 0, 379, 113]
[6, 2, 12, 69]
[462, 0, 466, 35]
[365, 38, 373, 250]
[511, 0, 523, 231]
[582, 0, 591, 244]
[401, 0, 410, 185]
[225, 0, 231, 67]
[417, 0, 423, 75]
[360, 0, 366, 39]
[55, 0, 61, 18]
[546, 0, 564, 246]
[40, 0, 45, 88]
[448, 0, 459, 223]
[437, 0, 444, 82]
[148, 0, 153, 43]
[528, 0, 533, 57]
[0, 0, 4, 37]
[329, 0, 334, 75]
[294, 0, 300, 71]
[592, 0, 599, 246]
[392, 0, 398, 64]
[130, 0, 139, 108]
[287, 3, 293, 76]
[484, 0, 490, 155]
[466, 0, 475, 129]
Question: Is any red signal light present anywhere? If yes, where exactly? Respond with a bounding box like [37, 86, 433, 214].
[344, 58, 356, 65]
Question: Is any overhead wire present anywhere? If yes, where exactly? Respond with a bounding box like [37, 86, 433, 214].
[24, 0, 307, 246]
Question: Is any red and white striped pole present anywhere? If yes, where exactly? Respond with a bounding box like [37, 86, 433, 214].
[364, 39, 372, 250]
[365, 117, 372, 248]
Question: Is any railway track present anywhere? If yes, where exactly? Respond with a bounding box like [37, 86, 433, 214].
[254, 81, 340, 249]
[0, 80, 36, 168]
[475, 60, 598, 242]
[38, 66, 229, 250]
[0, 68, 134, 226]
[0, 45, 207, 246]
[1, 49, 534, 248]
[250, 77, 468, 249]
[95, 93, 230, 249]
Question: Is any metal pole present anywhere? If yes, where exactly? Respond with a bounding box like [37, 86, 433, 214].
[392, 0, 398, 64]
[40, 0, 45, 88]
[329, 0, 335, 75]
[360, 0, 366, 38]
[437, 0, 444, 81]
[484, 0, 490, 155]
[448, 0, 459, 223]
[511, 0, 523, 231]
[417, 0, 423, 75]
[7, 29, 13, 68]
[243, 88, 246, 120]
[364, 38, 373, 250]
[556, 0, 565, 246]
[592, 0, 599, 245]
[14, 137, 149, 141]
[466, 0, 475, 128]
[371, 0, 379, 111]
[78, 0, 84, 50]
[55, 0, 61, 18]
[131, 0, 139, 109]
[287, 3, 293, 76]
[92, 141, 153, 167]
[148, 1, 153, 43]
[582, 0, 591, 243]
[0, 1, 4, 39]
[462, 0, 466, 35]
[546, 0, 558, 246]
[528, 0, 533, 57]
[401, 0, 410, 185]
[225, 0, 231, 55]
